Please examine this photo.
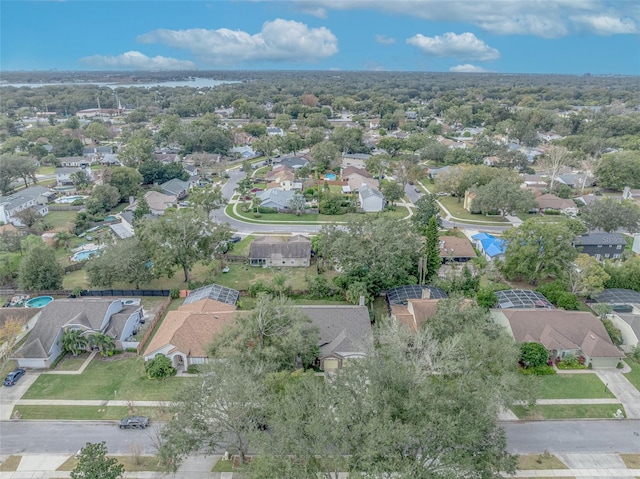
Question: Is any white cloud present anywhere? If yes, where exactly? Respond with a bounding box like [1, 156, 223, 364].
[407, 32, 500, 61]
[137, 19, 338, 65]
[375, 34, 396, 45]
[449, 64, 488, 73]
[570, 14, 638, 35]
[79, 51, 195, 70]
[297, 0, 636, 38]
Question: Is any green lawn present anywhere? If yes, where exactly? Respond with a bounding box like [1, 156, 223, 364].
[517, 454, 568, 470]
[37, 166, 56, 175]
[624, 360, 640, 392]
[229, 235, 255, 256]
[22, 356, 187, 401]
[12, 405, 172, 421]
[437, 195, 508, 223]
[511, 404, 624, 420]
[212, 459, 235, 472]
[211, 263, 327, 292]
[227, 204, 409, 224]
[44, 210, 77, 230]
[58, 456, 166, 472]
[54, 354, 88, 371]
[535, 373, 615, 399]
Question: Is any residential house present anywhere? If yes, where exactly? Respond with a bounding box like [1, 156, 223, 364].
[299, 305, 373, 372]
[535, 193, 579, 216]
[265, 166, 296, 191]
[439, 236, 477, 263]
[426, 165, 450, 180]
[58, 156, 90, 168]
[390, 298, 442, 332]
[249, 235, 312, 267]
[520, 174, 548, 189]
[267, 127, 285, 136]
[278, 157, 310, 170]
[160, 178, 190, 199]
[143, 298, 240, 371]
[100, 154, 120, 166]
[154, 153, 181, 164]
[229, 146, 257, 159]
[556, 173, 593, 190]
[573, 232, 626, 261]
[341, 153, 371, 170]
[143, 191, 178, 215]
[12, 298, 144, 368]
[344, 171, 379, 193]
[0, 186, 51, 226]
[471, 233, 507, 260]
[358, 184, 385, 212]
[491, 309, 624, 368]
[55, 167, 93, 186]
[256, 189, 295, 211]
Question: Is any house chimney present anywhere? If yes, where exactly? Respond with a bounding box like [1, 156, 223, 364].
[422, 288, 431, 299]
[359, 295, 365, 307]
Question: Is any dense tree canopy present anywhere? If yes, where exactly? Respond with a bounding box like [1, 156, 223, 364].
[18, 236, 63, 290]
[581, 197, 640, 233]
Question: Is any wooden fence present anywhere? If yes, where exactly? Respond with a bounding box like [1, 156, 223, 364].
[136, 296, 172, 355]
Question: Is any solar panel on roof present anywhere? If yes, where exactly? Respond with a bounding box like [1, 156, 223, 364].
[184, 283, 239, 306]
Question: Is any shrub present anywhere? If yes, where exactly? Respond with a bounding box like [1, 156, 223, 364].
[556, 292, 580, 310]
[557, 354, 587, 370]
[258, 206, 278, 214]
[125, 347, 138, 353]
[537, 281, 579, 310]
[186, 364, 199, 374]
[145, 354, 176, 380]
[247, 280, 272, 298]
[476, 289, 497, 309]
[305, 276, 341, 300]
[169, 288, 180, 299]
[617, 361, 625, 369]
[602, 318, 623, 346]
[253, 212, 262, 218]
[519, 342, 549, 369]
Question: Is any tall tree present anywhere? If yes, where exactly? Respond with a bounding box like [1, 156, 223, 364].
[86, 238, 155, 289]
[536, 145, 572, 190]
[581, 197, 640, 233]
[189, 184, 226, 217]
[595, 151, 640, 190]
[424, 216, 441, 283]
[381, 181, 404, 206]
[18, 236, 63, 290]
[139, 209, 230, 282]
[412, 193, 441, 234]
[471, 177, 537, 216]
[108, 167, 143, 202]
[119, 137, 154, 167]
[71, 442, 124, 479]
[310, 141, 339, 172]
[567, 254, 610, 297]
[318, 216, 422, 296]
[502, 218, 577, 284]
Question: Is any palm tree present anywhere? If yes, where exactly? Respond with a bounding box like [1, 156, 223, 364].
[60, 329, 89, 356]
[54, 231, 73, 250]
[89, 333, 116, 357]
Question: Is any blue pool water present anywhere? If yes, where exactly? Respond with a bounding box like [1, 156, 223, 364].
[325, 174, 337, 180]
[26, 296, 54, 308]
[72, 249, 103, 262]
[105, 215, 117, 222]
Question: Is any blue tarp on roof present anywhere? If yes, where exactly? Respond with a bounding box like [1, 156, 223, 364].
[471, 233, 507, 258]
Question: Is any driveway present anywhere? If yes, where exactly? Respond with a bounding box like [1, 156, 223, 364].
[0, 370, 41, 420]
[596, 369, 640, 419]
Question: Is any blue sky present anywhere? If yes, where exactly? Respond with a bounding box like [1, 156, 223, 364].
[1, 0, 638, 74]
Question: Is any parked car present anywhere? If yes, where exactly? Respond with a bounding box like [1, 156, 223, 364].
[119, 416, 149, 429]
[230, 235, 242, 243]
[3, 368, 25, 386]
[415, 188, 421, 193]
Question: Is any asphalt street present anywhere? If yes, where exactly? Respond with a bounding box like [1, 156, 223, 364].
[2, 420, 640, 456]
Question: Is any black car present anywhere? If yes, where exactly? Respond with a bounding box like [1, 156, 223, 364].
[119, 416, 149, 429]
[230, 235, 242, 243]
[3, 368, 25, 386]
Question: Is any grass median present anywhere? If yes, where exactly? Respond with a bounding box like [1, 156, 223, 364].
[11, 405, 172, 421]
[510, 403, 624, 420]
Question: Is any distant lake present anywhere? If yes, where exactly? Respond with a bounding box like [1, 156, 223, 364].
[0, 78, 236, 89]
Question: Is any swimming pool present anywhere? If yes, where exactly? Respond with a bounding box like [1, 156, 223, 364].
[55, 195, 87, 204]
[26, 296, 54, 308]
[325, 173, 337, 180]
[71, 246, 105, 262]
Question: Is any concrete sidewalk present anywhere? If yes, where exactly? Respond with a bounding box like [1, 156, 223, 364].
[597, 368, 640, 419]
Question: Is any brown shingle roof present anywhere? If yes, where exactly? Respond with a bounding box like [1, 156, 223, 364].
[536, 193, 576, 211]
[341, 167, 372, 179]
[439, 236, 477, 260]
[144, 299, 242, 358]
[496, 309, 622, 358]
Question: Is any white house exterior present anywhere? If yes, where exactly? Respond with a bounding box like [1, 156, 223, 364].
[0, 186, 51, 226]
[358, 184, 385, 212]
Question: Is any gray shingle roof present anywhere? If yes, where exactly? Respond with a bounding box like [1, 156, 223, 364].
[249, 235, 311, 260]
[573, 232, 627, 247]
[13, 299, 115, 359]
[161, 178, 189, 195]
[297, 305, 373, 358]
[0, 186, 50, 212]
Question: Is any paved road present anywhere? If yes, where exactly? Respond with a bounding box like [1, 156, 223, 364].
[3, 420, 640, 455]
[504, 420, 640, 454]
